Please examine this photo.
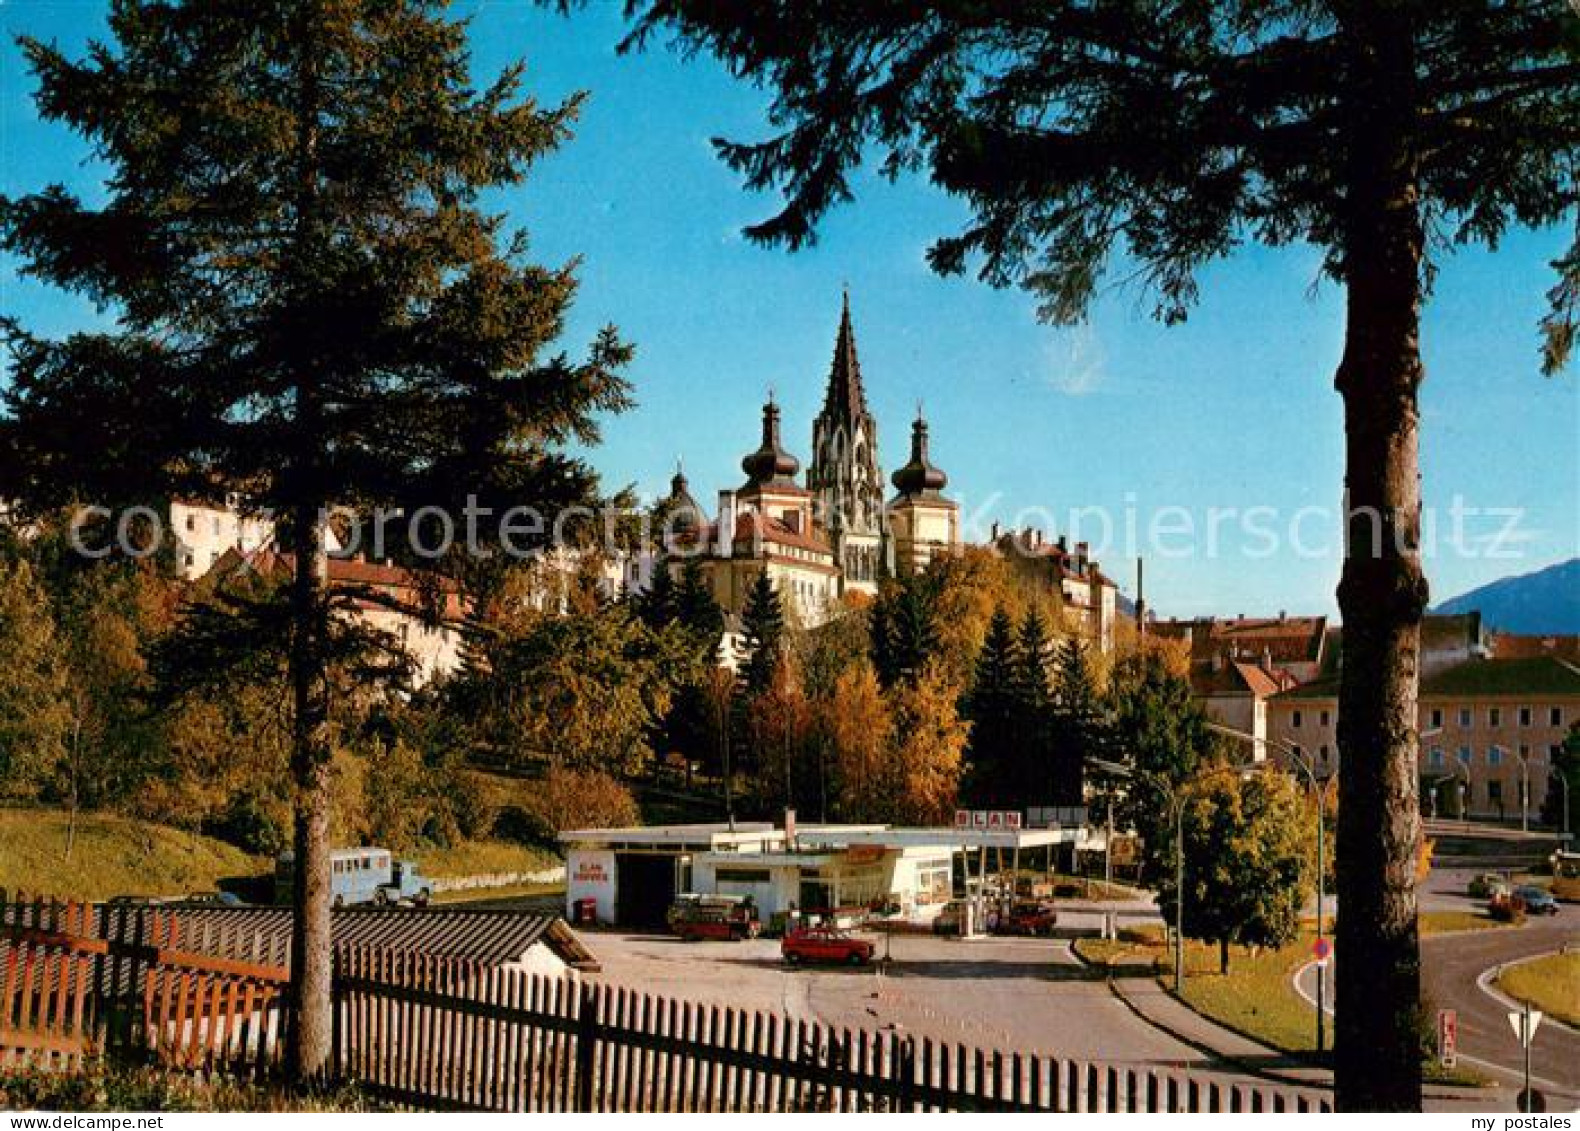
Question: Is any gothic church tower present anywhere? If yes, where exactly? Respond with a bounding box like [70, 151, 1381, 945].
[807, 292, 887, 596]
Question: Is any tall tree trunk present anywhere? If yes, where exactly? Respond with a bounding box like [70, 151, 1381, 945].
[1333, 2, 1428, 1112]
[284, 0, 333, 1084]
[287, 503, 334, 1082]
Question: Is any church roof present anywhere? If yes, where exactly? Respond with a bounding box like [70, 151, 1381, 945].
[820, 291, 872, 426]
[891, 414, 948, 499]
[661, 464, 707, 534]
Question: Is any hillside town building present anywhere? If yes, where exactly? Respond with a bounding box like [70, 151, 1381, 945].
[1158, 611, 1578, 824]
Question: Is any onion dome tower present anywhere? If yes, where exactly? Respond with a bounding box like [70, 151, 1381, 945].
[888, 411, 960, 576]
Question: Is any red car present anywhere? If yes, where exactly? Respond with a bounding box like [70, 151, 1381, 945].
[781, 926, 876, 966]
[994, 902, 1059, 937]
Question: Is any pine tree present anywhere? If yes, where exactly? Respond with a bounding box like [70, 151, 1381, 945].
[0, 1, 629, 1078]
[675, 560, 725, 649]
[594, 1, 1579, 1107]
[963, 607, 1019, 807]
[871, 572, 938, 688]
[1049, 639, 1108, 807]
[634, 563, 679, 631]
[1008, 609, 1057, 803]
[738, 570, 785, 697]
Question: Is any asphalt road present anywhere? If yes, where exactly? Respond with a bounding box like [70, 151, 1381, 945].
[1295, 868, 1579, 1106]
[585, 928, 1228, 1072]
[1422, 919, 1579, 1105]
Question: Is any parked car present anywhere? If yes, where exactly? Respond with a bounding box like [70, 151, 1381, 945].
[669, 894, 760, 941]
[931, 899, 970, 936]
[174, 891, 246, 908]
[1488, 892, 1528, 922]
[1514, 886, 1560, 916]
[781, 926, 875, 966]
[994, 902, 1059, 937]
[1467, 873, 1510, 899]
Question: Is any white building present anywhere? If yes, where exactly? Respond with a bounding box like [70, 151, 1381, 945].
[561, 820, 1079, 928]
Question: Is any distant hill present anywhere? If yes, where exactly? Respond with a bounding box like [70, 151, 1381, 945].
[1432, 558, 1580, 634]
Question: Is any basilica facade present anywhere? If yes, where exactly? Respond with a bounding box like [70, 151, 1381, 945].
[658, 295, 960, 626]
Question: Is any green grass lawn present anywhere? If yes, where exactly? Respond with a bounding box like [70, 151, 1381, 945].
[0, 807, 267, 903]
[1075, 914, 1504, 1084]
[412, 838, 559, 880]
[1497, 953, 1580, 1028]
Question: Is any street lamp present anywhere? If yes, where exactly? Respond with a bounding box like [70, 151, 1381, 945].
[1549, 764, 1572, 840]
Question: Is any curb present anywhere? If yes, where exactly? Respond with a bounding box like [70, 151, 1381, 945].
[1477, 951, 1580, 1038]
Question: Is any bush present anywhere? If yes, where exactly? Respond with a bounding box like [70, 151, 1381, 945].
[208, 789, 288, 857]
[0, 1062, 382, 1112]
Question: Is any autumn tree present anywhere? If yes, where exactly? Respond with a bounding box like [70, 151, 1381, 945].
[887, 664, 969, 824]
[590, 0, 1580, 1109]
[1159, 770, 1314, 975]
[821, 661, 891, 822]
[0, 559, 68, 799]
[2, 0, 629, 1078]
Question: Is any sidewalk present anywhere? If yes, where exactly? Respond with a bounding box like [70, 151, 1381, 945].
[1107, 972, 1332, 1087]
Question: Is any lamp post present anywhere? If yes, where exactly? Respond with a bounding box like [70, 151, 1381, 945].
[1550, 765, 1572, 840]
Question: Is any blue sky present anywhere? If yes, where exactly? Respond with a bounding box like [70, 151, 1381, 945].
[3, 1, 1576, 617]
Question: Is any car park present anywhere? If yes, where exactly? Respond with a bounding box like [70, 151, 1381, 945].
[781, 925, 875, 966]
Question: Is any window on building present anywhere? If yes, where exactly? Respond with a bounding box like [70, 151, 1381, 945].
[1489, 707, 1501, 727]
[1293, 710, 1303, 728]
[1429, 747, 1444, 768]
[1457, 746, 1471, 765]
[1290, 744, 1302, 762]
[1319, 710, 1330, 727]
[1430, 708, 1443, 729]
[1488, 780, 1503, 804]
[1318, 745, 1331, 766]
[185, 514, 196, 532]
[1519, 706, 1532, 727]
[1553, 745, 1564, 761]
[1488, 747, 1503, 767]
[715, 868, 771, 885]
[1458, 708, 1472, 727]
[1552, 707, 1564, 727]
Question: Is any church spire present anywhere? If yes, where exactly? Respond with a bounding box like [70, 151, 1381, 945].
[822, 288, 870, 424]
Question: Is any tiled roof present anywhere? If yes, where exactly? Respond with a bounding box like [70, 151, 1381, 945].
[1271, 655, 1580, 702]
[1422, 655, 1580, 698]
[699, 511, 834, 557]
[1492, 632, 1580, 662]
[116, 906, 600, 971]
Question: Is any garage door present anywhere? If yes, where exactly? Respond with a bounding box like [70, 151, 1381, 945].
[615, 853, 677, 927]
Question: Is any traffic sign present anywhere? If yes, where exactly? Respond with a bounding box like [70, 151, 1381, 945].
[1437, 1009, 1458, 1068]
[1312, 937, 1332, 962]
[1509, 1008, 1544, 1047]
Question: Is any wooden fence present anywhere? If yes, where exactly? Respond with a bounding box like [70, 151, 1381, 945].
[4, 894, 1331, 1112]
[332, 945, 1333, 1113]
[1, 893, 288, 1076]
